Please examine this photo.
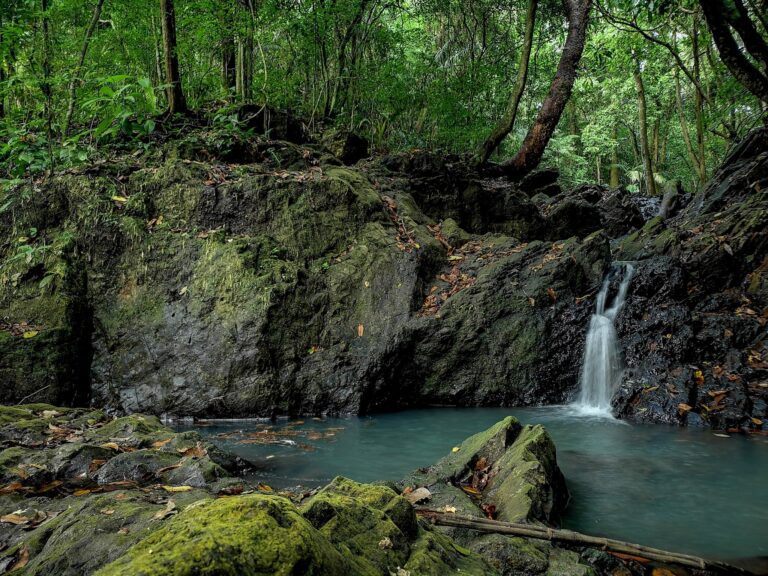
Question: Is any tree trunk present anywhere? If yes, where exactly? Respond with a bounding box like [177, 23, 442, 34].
[503, 0, 591, 179]
[675, 68, 702, 186]
[609, 123, 620, 187]
[633, 56, 656, 196]
[40, 0, 54, 171]
[64, 0, 106, 135]
[160, 0, 187, 114]
[692, 13, 707, 186]
[701, 0, 768, 103]
[0, 30, 5, 120]
[475, 0, 538, 164]
[222, 37, 236, 96]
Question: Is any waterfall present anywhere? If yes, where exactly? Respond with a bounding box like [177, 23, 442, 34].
[574, 262, 634, 416]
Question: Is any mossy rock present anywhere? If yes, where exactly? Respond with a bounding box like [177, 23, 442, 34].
[402, 416, 522, 487]
[0, 489, 211, 576]
[96, 494, 353, 576]
[481, 424, 567, 524]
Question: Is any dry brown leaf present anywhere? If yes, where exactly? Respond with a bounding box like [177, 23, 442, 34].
[178, 443, 207, 458]
[152, 438, 173, 449]
[10, 545, 29, 571]
[357, 324, 364, 337]
[0, 514, 31, 525]
[403, 487, 431, 504]
[152, 500, 177, 521]
[99, 442, 121, 451]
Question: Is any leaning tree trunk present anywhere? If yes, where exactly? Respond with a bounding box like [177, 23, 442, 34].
[64, 0, 106, 135]
[502, 0, 591, 179]
[633, 56, 657, 197]
[475, 0, 538, 164]
[160, 0, 187, 114]
[700, 0, 768, 103]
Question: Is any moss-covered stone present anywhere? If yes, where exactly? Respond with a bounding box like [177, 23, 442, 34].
[482, 424, 567, 523]
[96, 494, 353, 576]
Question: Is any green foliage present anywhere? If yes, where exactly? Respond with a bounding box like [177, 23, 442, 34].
[0, 0, 764, 190]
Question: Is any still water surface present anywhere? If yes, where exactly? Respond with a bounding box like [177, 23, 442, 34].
[182, 407, 768, 559]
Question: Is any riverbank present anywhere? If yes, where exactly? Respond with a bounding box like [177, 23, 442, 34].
[1, 404, 764, 575]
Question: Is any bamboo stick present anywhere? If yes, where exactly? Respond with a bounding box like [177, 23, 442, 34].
[416, 511, 754, 575]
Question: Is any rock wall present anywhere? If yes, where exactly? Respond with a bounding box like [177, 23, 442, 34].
[1, 125, 766, 428]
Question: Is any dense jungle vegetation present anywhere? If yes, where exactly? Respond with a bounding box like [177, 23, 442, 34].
[0, 0, 766, 194]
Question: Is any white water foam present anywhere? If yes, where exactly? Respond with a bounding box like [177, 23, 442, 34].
[573, 263, 634, 418]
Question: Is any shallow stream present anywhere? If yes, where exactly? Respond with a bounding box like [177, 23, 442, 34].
[180, 407, 768, 559]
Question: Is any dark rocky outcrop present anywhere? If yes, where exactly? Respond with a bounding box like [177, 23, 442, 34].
[0, 121, 766, 430]
[611, 128, 768, 429]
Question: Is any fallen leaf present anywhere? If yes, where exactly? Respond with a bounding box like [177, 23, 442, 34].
[217, 484, 244, 496]
[40, 410, 59, 419]
[161, 485, 193, 493]
[0, 482, 25, 495]
[0, 514, 31, 525]
[460, 485, 481, 496]
[528, 296, 535, 307]
[152, 500, 177, 521]
[546, 287, 557, 302]
[443, 505, 457, 513]
[378, 537, 393, 550]
[9, 545, 29, 570]
[451, 446, 460, 453]
[693, 370, 705, 385]
[117, 527, 130, 535]
[111, 195, 129, 204]
[22, 330, 39, 339]
[481, 503, 497, 519]
[357, 324, 364, 337]
[157, 463, 183, 475]
[99, 442, 121, 451]
[256, 483, 273, 493]
[100, 509, 115, 515]
[751, 417, 763, 426]
[724, 328, 734, 338]
[178, 443, 207, 458]
[677, 403, 693, 415]
[36, 480, 62, 494]
[403, 487, 431, 504]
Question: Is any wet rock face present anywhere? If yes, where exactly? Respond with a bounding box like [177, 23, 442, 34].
[1, 124, 766, 428]
[612, 128, 768, 429]
[0, 134, 612, 418]
[543, 184, 645, 240]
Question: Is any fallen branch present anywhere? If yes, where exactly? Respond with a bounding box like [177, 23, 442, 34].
[417, 511, 753, 575]
[15, 385, 52, 405]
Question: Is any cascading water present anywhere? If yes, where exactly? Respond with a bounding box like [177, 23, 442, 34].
[574, 262, 634, 416]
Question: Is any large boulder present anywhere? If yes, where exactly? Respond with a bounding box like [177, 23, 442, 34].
[400, 417, 568, 525]
[95, 495, 354, 576]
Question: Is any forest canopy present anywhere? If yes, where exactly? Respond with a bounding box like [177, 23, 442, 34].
[0, 0, 766, 191]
